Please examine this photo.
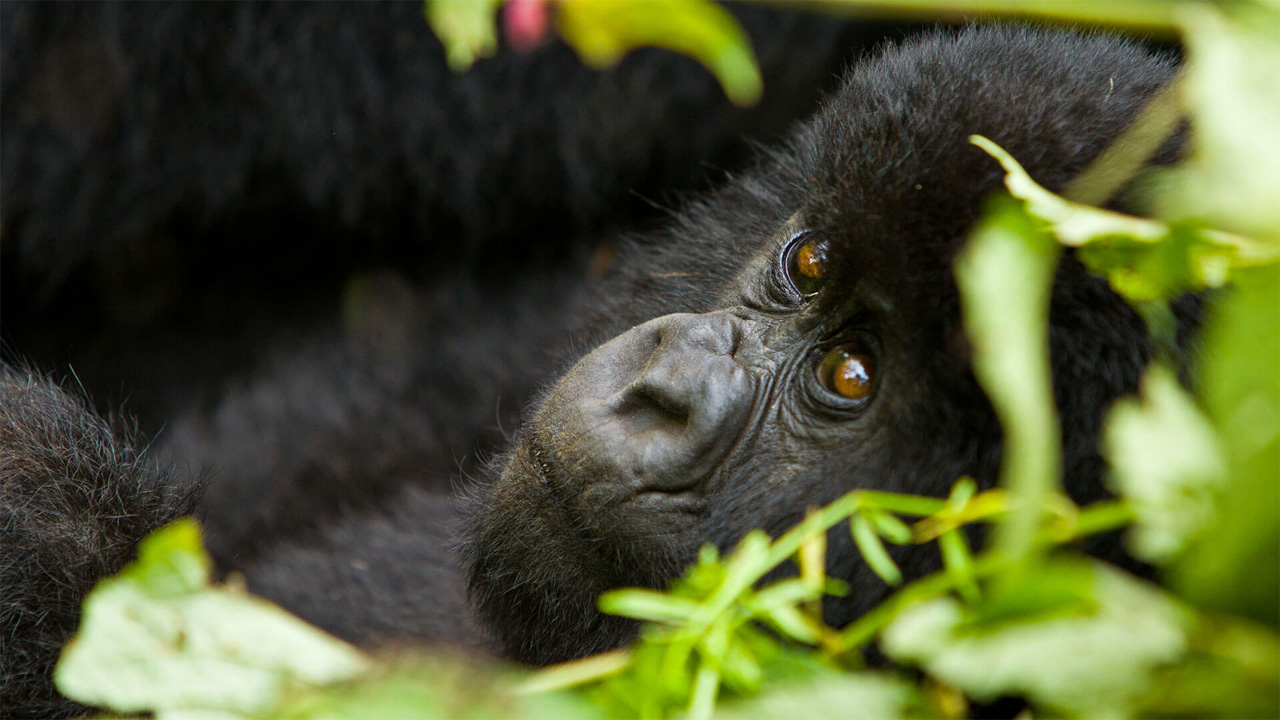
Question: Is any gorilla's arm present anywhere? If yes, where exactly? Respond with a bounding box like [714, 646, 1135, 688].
[170, 269, 594, 568]
[0, 366, 196, 718]
[238, 489, 485, 652]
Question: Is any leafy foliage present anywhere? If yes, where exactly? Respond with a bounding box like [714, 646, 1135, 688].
[1104, 366, 1226, 563]
[54, 520, 369, 717]
[56, 1, 1280, 718]
[424, 0, 761, 106]
[882, 560, 1189, 716]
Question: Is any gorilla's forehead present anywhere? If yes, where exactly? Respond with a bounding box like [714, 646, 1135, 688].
[784, 25, 1175, 308]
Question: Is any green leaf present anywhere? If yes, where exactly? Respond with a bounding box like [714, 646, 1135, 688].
[598, 589, 700, 623]
[747, 579, 824, 613]
[670, 543, 727, 599]
[954, 195, 1062, 570]
[1140, 614, 1280, 718]
[424, 0, 503, 71]
[882, 560, 1189, 716]
[1171, 267, 1280, 626]
[971, 134, 1278, 303]
[556, 0, 762, 106]
[55, 519, 369, 717]
[1170, 1, 1280, 242]
[517, 650, 632, 695]
[868, 510, 913, 545]
[687, 663, 722, 720]
[965, 557, 1096, 627]
[1104, 365, 1227, 563]
[278, 654, 601, 720]
[717, 671, 919, 720]
[937, 529, 979, 606]
[852, 514, 903, 587]
[720, 638, 764, 694]
[758, 605, 823, 646]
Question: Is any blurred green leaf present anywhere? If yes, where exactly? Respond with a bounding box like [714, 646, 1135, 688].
[965, 557, 1096, 627]
[1140, 613, 1280, 718]
[954, 195, 1062, 571]
[1104, 365, 1227, 563]
[55, 519, 369, 717]
[882, 560, 1189, 716]
[972, 135, 1278, 303]
[556, 0, 762, 106]
[1169, 1, 1280, 242]
[1171, 267, 1280, 627]
[852, 513, 903, 586]
[425, 0, 503, 71]
[278, 654, 599, 720]
[718, 671, 919, 720]
[598, 589, 700, 623]
[869, 510, 914, 545]
[938, 481, 981, 604]
[758, 604, 823, 646]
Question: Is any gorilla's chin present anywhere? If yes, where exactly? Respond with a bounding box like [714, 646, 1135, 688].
[463, 445, 653, 664]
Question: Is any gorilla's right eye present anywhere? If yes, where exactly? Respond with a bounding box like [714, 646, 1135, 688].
[815, 343, 876, 403]
[783, 234, 830, 298]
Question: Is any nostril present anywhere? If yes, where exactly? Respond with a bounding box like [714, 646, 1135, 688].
[619, 372, 693, 428]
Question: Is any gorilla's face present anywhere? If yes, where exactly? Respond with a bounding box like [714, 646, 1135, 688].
[522, 227, 894, 568]
[466, 27, 1178, 665]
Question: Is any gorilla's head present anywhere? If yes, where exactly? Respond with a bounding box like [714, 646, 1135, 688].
[465, 26, 1184, 665]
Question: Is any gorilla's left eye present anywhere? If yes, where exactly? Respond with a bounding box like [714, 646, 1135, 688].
[815, 343, 876, 402]
[783, 233, 830, 298]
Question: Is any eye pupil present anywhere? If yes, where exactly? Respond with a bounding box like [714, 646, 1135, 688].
[786, 236, 829, 297]
[817, 345, 875, 401]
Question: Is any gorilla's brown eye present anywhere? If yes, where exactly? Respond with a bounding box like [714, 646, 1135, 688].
[785, 235, 829, 298]
[816, 344, 875, 401]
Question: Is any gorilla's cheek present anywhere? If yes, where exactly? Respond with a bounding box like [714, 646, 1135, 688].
[521, 310, 773, 555]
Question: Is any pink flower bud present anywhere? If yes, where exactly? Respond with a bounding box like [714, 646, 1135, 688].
[504, 0, 551, 52]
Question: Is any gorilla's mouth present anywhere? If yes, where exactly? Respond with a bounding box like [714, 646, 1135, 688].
[624, 489, 708, 518]
[522, 420, 710, 554]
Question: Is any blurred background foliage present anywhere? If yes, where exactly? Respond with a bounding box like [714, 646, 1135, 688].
[55, 1, 1279, 717]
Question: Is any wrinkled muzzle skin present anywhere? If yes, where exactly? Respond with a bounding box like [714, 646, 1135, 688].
[466, 310, 784, 664]
[532, 312, 765, 545]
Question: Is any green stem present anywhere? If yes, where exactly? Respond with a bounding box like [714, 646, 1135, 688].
[834, 554, 1008, 653]
[1065, 73, 1186, 206]
[765, 491, 949, 569]
[831, 498, 1135, 654]
[686, 664, 721, 720]
[516, 649, 632, 694]
[1071, 499, 1135, 537]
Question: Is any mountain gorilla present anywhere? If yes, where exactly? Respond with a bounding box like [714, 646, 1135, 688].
[458, 26, 1190, 663]
[1, 24, 1190, 718]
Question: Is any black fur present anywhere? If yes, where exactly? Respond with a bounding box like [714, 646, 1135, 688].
[0, 21, 1197, 719]
[1, 1, 894, 428]
[0, 367, 196, 717]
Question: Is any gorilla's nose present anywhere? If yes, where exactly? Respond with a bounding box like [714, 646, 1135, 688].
[533, 310, 763, 502]
[599, 312, 758, 493]
[621, 314, 740, 426]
